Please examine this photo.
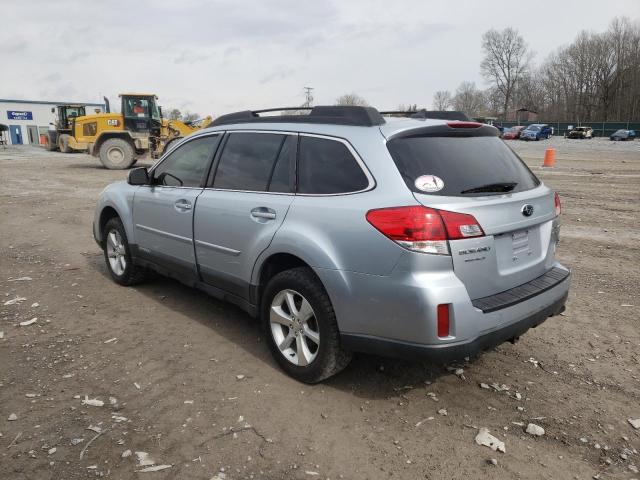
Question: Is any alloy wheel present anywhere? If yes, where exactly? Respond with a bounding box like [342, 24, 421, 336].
[269, 289, 320, 366]
[106, 229, 127, 276]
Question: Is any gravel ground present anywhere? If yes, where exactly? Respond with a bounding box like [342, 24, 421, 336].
[1, 137, 639, 480]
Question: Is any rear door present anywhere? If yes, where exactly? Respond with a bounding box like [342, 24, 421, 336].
[193, 131, 296, 298]
[133, 134, 221, 277]
[386, 130, 557, 299]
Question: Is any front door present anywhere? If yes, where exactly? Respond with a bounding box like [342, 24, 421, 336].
[132, 134, 221, 279]
[9, 125, 22, 144]
[194, 131, 296, 299]
[27, 125, 38, 144]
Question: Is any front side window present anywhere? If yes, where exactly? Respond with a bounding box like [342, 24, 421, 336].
[297, 136, 369, 194]
[152, 135, 220, 188]
[213, 132, 293, 192]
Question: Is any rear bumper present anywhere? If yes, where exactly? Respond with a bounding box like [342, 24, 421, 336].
[317, 260, 571, 363]
[341, 291, 567, 362]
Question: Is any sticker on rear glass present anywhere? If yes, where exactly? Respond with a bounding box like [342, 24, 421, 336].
[414, 175, 444, 193]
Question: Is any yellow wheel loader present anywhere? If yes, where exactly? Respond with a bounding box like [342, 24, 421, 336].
[43, 104, 88, 152]
[59, 94, 212, 169]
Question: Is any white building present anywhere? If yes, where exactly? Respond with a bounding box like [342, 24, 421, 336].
[0, 98, 105, 145]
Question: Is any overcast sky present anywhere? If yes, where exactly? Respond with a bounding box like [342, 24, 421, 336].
[2, 0, 638, 116]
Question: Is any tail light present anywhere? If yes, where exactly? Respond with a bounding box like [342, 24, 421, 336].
[554, 192, 561, 217]
[447, 121, 483, 129]
[365, 206, 484, 255]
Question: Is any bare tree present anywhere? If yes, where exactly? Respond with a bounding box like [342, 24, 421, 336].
[335, 93, 369, 106]
[512, 72, 545, 114]
[432, 91, 452, 110]
[166, 108, 182, 120]
[483, 86, 504, 117]
[532, 17, 640, 121]
[444, 17, 639, 122]
[481, 28, 531, 118]
[182, 112, 200, 123]
[452, 82, 486, 117]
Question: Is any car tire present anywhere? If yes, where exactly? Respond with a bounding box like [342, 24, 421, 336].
[99, 138, 136, 170]
[261, 267, 352, 383]
[102, 217, 147, 286]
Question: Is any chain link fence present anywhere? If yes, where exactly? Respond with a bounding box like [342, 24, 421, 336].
[498, 121, 640, 138]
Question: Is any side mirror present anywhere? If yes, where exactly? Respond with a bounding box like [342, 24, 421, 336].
[128, 167, 150, 185]
[51, 107, 55, 113]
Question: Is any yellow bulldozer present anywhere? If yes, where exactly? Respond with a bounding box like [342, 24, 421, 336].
[58, 93, 212, 169]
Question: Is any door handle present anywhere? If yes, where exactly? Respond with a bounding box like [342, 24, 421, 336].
[174, 200, 192, 211]
[250, 207, 276, 220]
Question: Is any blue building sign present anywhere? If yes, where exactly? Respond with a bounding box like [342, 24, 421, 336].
[7, 110, 33, 121]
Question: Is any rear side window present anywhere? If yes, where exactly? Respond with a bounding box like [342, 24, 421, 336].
[387, 136, 539, 197]
[213, 132, 292, 192]
[298, 136, 369, 194]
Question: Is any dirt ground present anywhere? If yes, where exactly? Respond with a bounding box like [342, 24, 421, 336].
[1, 137, 639, 480]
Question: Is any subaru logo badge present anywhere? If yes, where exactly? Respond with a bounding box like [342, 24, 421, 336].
[521, 204, 534, 217]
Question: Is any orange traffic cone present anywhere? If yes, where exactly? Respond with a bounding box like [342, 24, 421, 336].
[543, 148, 556, 167]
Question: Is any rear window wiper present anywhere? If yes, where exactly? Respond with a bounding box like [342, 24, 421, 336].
[460, 182, 518, 194]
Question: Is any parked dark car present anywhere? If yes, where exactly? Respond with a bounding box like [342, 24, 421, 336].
[567, 126, 593, 139]
[502, 126, 525, 140]
[610, 129, 636, 141]
[521, 124, 553, 141]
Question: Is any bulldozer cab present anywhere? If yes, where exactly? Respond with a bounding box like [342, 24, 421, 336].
[55, 105, 86, 131]
[120, 94, 161, 137]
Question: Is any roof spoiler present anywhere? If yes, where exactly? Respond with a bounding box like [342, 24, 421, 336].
[379, 110, 471, 121]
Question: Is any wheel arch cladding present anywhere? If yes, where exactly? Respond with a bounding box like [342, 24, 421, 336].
[252, 251, 353, 330]
[254, 253, 313, 303]
[99, 206, 120, 243]
[97, 196, 136, 246]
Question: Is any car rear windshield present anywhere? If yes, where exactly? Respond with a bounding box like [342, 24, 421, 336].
[386, 135, 540, 197]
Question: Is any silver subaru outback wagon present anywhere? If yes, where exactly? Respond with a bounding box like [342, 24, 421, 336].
[93, 106, 570, 383]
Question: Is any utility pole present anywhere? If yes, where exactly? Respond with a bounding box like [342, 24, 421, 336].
[303, 87, 314, 108]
